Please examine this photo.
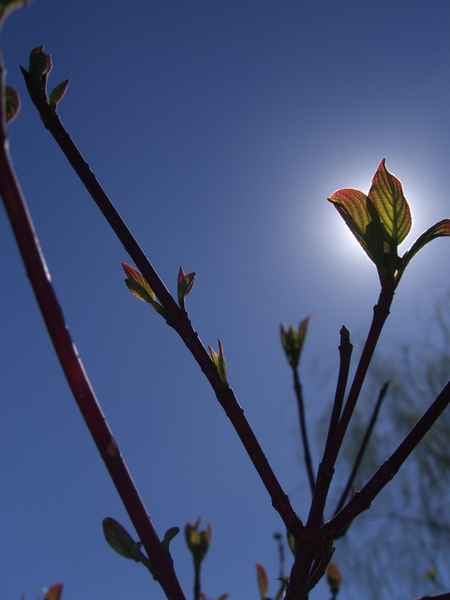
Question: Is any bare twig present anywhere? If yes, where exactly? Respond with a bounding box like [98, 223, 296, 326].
[334, 380, 389, 520]
[306, 289, 393, 533]
[323, 326, 353, 462]
[292, 365, 316, 495]
[322, 380, 450, 542]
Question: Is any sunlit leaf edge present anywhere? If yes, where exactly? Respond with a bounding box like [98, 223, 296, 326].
[328, 188, 384, 266]
[398, 218, 450, 280]
[368, 158, 412, 246]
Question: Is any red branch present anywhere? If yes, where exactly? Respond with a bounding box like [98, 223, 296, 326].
[0, 61, 186, 600]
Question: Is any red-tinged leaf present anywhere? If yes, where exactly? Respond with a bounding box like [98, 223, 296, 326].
[255, 562, 269, 599]
[328, 188, 385, 266]
[28, 46, 52, 95]
[397, 218, 450, 283]
[368, 158, 412, 246]
[44, 583, 63, 600]
[122, 262, 155, 303]
[325, 561, 342, 594]
[177, 266, 196, 309]
[216, 594, 229, 600]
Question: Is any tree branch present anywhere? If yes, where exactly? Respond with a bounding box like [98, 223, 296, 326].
[21, 62, 302, 534]
[321, 380, 450, 541]
[292, 365, 315, 495]
[306, 289, 393, 533]
[334, 381, 389, 520]
[0, 57, 186, 600]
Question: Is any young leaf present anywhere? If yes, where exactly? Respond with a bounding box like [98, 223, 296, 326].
[255, 562, 269, 599]
[102, 517, 138, 560]
[177, 266, 196, 310]
[368, 158, 412, 246]
[28, 46, 52, 95]
[325, 561, 342, 595]
[328, 188, 385, 267]
[286, 530, 296, 556]
[208, 340, 228, 386]
[49, 79, 70, 112]
[185, 519, 212, 568]
[280, 316, 310, 368]
[121, 262, 166, 316]
[5, 85, 20, 122]
[398, 218, 450, 283]
[43, 583, 63, 600]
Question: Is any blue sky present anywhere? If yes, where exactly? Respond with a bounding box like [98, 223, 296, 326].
[1, 1, 450, 599]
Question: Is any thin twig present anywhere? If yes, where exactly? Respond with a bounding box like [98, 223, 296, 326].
[306, 289, 393, 533]
[323, 326, 353, 462]
[334, 381, 389, 520]
[413, 594, 450, 600]
[321, 380, 450, 542]
[0, 58, 186, 600]
[21, 63, 302, 535]
[292, 365, 315, 495]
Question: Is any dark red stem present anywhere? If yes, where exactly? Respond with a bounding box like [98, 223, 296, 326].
[0, 60, 186, 600]
[21, 66, 302, 535]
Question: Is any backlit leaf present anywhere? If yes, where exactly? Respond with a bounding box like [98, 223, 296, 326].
[255, 562, 269, 599]
[328, 188, 384, 266]
[122, 262, 155, 303]
[121, 262, 166, 316]
[368, 158, 412, 246]
[44, 583, 63, 600]
[325, 561, 342, 594]
[208, 340, 228, 386]
[397, 218, 450, 283]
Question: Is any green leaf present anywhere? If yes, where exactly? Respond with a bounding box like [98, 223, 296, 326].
[286, 530, 296, 556]
[397, 218, 450, 283]
[255, 562, 269, 599]
[121, 262, 166, 316]
[368, 158, 412, 246]
[0, 0, 28, 29]
[177, 266, 196, 310]
[185, 519, 212, 568]
[208, 340, 228, 386]
[328, 188, 385, 267]
[102, 517, 138, 560]
[49, 79, 70, 112]
[5, 85, 20, 122]
[280, 316, 310, 368]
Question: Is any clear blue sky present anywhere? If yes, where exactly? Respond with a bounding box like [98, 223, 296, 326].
[1, 1, 450, 599]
